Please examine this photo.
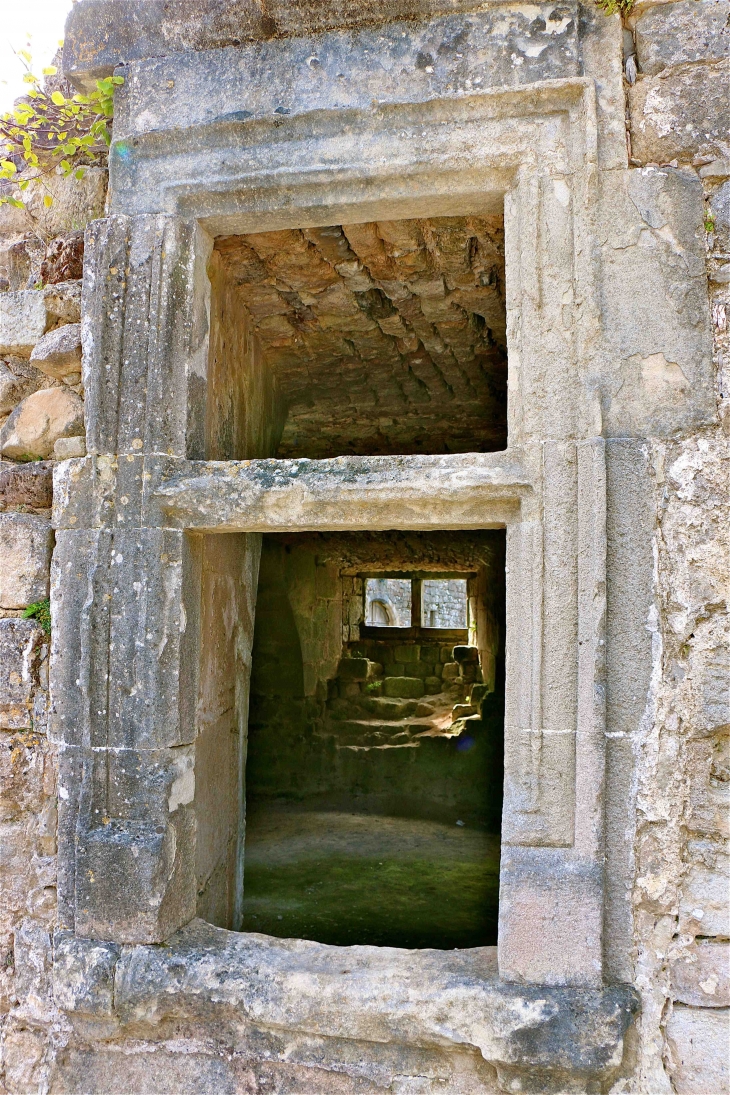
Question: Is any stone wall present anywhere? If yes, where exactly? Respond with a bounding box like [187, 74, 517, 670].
[0, 1, 727, 1092]
[0, 157, 106, 1091]
[623, 3, 730, 1090]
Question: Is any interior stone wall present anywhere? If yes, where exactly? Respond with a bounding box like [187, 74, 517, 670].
[213, 218, 507, 459]
[0, 1, 727, 1092]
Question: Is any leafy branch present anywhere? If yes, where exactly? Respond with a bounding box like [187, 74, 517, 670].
[0, 47, 123, 210]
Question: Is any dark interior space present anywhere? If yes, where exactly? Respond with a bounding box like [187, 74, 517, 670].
[243, 530, 506, 949]
[212, 214, 507, 459]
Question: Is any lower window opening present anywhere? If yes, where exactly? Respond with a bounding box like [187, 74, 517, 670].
[243, 530, 505, 949]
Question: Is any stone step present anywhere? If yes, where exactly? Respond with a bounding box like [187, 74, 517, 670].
[336, 656, 383, 682]
[332, 718, 419, 747]
[383, 676, 425, 699]
[358, 695, 420, 719]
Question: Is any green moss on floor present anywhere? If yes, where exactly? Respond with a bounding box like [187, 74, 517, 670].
[243, 810, 500, 949]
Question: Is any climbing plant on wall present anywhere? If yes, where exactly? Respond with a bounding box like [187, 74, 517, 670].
[0, 47, 123, 209]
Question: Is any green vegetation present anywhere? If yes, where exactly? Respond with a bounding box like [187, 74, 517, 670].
[0, 46, 123, 211]
[595, 0, 634, 15]
[23, 598, 51, 635]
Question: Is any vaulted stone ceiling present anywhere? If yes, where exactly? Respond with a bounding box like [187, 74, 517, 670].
[215, 216, 507, 458]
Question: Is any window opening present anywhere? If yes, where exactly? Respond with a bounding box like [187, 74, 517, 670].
[365, 577, 411, 626]
[422, 578, 468, 629]
[212, 214, 507, 459]
[243, 530, 505, 950]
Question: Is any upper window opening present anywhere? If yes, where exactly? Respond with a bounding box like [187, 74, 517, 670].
[362, 574, 470, 636]
[365, 577, 411, 626]
[212, 214, 507, 459]
[422, 578, 468, 628]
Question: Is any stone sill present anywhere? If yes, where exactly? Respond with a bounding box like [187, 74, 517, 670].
[54, 919, 639, 1090]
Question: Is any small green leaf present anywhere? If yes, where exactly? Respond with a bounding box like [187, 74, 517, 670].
[74, 167, 86, 179]
[42, 65, 58, 75]
[51, 90, 66, 106]
[22, 598, 51, 635]
[43, 193, 53, 208]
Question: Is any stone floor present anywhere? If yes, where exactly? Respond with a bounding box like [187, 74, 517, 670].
[242, 806, 501, 949]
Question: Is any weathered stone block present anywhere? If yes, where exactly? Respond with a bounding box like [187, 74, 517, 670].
[1, 1023, 47, 1094]
[53, 932, 120, 1015]
[70, 744, 198, 943]
[0, 460, 52, 511]
[109, 8, 579, 158]
[710, 180, 730, 252]
[442, 662, 459, 680]
[0, 359, 52, 416]
[685, 736, 729, 839]
[666, 1006, 730, 1094]
[424, 676, 441, 694]
[54, 436, 86, 460]
[0, 618, 45, 729]
[0, 168, 107, 238]
[0, 237, 40, 293]
[44, 280, 82, 325]
[0, 291, 47, 357]
[634, 0, 730, 75]
[394, 645, 419, 663]
[50, 527, 195, 750]
[0, 387, 84, 461]
[73, 918, 637, 1087]
[383, 676, 424, 698]
[599, 167, 715, 437]
[40, 232, 84, 285]
[629, 60, 730, 164]
[0, 513, 53, 609]
[12, 917, 52, 1003]
[502, 729, 576, 847]
[671, 943, 730, 1007]
[83, 215, 209, 458]
[452, 703, 477, 720]
[51, 1046, 241, 1094]
[75, 804, 197, 944]
[499, 849, 603, 985]
[418, 644, 439, 664]
[679, 854, 730, 937]
[30, 323, 82, 381]
[453, 645, 479, 663]
[337, 657, 370, 681]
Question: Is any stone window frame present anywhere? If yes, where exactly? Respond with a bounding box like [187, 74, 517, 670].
[52, 21, 716, 1071]
[359, 571, 472, 638]
[50, 69, 611, 986]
